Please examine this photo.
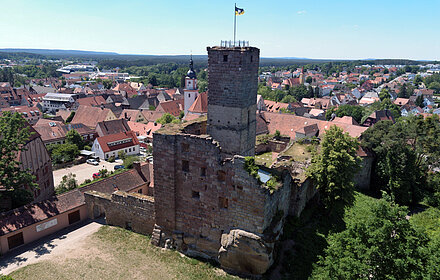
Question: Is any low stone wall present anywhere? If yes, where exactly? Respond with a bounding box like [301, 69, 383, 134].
[256, 139, 289, 154]
[84, 190, 155, 235]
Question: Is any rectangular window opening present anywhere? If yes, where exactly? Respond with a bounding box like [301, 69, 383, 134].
[223, 55, 228, 62]
[192, 190, 200, 199]
[219, 197, 228, 209]
[200, 167, 206, 177]
[182, 160, 189, 172]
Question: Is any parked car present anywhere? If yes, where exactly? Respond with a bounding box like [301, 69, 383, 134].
[86, 159, 99, 166]
[114, 165, 125, 171]
[92, 173, 102, 179]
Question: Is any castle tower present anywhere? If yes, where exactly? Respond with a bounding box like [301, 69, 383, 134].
[206, 46, 260, 156]
[184, 55, 199, 115]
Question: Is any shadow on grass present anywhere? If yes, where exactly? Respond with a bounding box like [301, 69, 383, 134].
[272, 202, 345, 280]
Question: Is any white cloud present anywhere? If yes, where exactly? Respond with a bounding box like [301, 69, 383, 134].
[297, 10, 307, 15]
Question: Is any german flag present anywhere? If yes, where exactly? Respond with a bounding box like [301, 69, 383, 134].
[235, 6, 244, 15]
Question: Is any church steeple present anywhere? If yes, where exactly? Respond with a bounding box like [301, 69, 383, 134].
[186, 54, 197, 79]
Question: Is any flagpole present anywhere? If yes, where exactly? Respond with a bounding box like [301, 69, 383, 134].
[234, 3, 236, 46]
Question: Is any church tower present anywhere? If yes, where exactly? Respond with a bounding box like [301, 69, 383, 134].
[184, 55, 199, 115]
[206, 46, 260, 156]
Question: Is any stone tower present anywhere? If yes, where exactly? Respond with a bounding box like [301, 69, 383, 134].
[206, 46, 260, 156]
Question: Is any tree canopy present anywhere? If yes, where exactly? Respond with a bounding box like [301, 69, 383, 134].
[0, 112, 36, 208]
[311, 194, 433, 280]
[307, 125, 361, 214]
[361, 115, 440, 205]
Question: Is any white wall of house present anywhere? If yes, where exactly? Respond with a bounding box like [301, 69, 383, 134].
[91, 138, 139, 160]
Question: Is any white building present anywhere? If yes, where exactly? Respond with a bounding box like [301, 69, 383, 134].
[92, 131, 140, 160]
[42, 93, 77, 113]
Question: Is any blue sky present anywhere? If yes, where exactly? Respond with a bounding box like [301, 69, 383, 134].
[1, 0, 439, 60]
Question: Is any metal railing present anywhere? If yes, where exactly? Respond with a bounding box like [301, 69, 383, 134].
[220, 40, 250, 48]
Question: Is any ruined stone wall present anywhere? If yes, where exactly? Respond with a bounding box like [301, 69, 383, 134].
[84, 190, 155, 235]
[289, 178, 318, 217]
[354, 156, 373, 190]
[153, 132, 292, 258]
[255, 139, 289, 154]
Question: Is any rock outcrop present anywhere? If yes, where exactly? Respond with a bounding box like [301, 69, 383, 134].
[218, 229, 274, 275]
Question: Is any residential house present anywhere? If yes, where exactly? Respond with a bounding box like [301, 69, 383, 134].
[362, 110, 395, 126]
[42, 93, 77, 113]
[92, 131, 140, 160]
[295, 123, 319, 139]
[18, 125, 54, 203]
[141, 110, 165, 123]
[71, 105, 117, 129]
[95, 119, 131, 137]
[185, 91, 207, 121]
[127, 121, 162, 142]
[119, 109, 146, 123]
[1, 106, 41, 125]
[0, 82, 21, 107]
[256, 112, 367, 140]
[33, 119, 96, 146]
[156, 99, 184, 117]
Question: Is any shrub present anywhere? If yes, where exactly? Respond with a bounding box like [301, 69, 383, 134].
[108, 156, 115, 163]
[244, 157, 261, 181]
[118, 150, 126, 160]
[99, 169, 108, 178]
[56, 173, 78, 194]
[83, 179, 92, 184]
[123, 155, 139, 169]
[83, 145, 91, 151]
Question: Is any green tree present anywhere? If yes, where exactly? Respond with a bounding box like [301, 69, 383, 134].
[415, 94, 424, 108]
[311, 194, 430, 280]
[307, 126, 361, 214]
[102, 79, 113, 89]
[65, 111, 75, 123]
[123, 155, 140, 169]
[156, 113, 179, 124]
[428, 81, 440, 94]
[306, 76, 313, 84]
[379, 88, 390, 101]
[398, 83, 409, 98]
[65, 129, 84, 150]
[48, 143, 79, 164]
[361, 115, 440, 205]
[0, 112, 36, 208]
[325, 105, 364, 123]
[118, 150, 126, 160]
[56, 173, 78, 194]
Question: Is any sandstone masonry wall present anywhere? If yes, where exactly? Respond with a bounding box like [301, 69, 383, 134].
[153, 131, 292, 258]
[85, 190, 155, 235]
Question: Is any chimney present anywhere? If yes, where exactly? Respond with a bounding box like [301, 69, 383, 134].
[133, 161, 147, 182]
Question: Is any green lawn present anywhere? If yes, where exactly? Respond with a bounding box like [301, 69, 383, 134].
[10, 226, 238, 280]
[280, 142, 317, 163]
[255, 152, 274, 167]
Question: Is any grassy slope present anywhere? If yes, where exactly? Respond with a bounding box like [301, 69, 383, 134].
[10, 226, 237, 280]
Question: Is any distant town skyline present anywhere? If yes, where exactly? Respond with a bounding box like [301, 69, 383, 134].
[2, 0, 440, 60]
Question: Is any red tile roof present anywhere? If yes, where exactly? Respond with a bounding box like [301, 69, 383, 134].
[156, 99, 184, 117]
[260, 112, 367, 140]
[188, 91, 207, 114]
[76, 96, 106, 107]
[0, 189, 85, 236]
[96, 131, 140, 153]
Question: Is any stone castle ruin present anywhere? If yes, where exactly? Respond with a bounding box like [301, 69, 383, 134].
[85, 45, 317, 276]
